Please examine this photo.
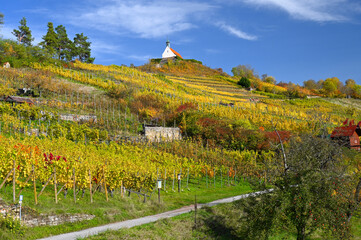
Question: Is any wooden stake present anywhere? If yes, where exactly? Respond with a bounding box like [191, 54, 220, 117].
[89, 169, 93, 203]
[121, 180, 124, 198]
[103, 164, 108, 201]
[0, 169, 13, 190]
[73, 168, 76, 203]
[38, 173, 54, 197]
[13, 160, 16, 203]
[33, 165, 37, 205]
[54, 167, 58, 203]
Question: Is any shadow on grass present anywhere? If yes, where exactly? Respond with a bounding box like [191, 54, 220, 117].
[198, 206, 243, 240]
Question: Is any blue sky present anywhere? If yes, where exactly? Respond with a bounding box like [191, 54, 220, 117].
[1, 0, 361, 85]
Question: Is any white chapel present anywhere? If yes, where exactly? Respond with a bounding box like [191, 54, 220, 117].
[162, 40, 183, 59]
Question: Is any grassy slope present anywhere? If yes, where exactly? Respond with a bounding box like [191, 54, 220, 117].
[83, 200, 361, 240]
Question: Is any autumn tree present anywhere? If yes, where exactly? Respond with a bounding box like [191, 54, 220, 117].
[12, 17, 34, 46]
[322, 77, 340, 96]
[303, 79, 318, 90]
[263, 76, 276, 84]
[73, 33, 94, 63]
[41, 22, 58, 57]
[232, 64, 257, 79]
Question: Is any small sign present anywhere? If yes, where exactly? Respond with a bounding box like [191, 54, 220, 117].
[19, 195, 23, 202]
[157, 180, 162, 189]
[178, 174, 181, 180]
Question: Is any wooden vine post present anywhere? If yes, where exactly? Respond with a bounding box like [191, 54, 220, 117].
[33, 165, 37, 205]
[121, 180, 124, 198]
[89, 169, 93, 203]
[54, 166, 58, 203]
[73, 168, 76, 203]
[103, 163, 108, 202]
[13, 160, 16, 203]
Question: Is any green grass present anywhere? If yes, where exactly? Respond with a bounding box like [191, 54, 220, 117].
[82, 199, 361, 240]
[0, 176, 252, 239]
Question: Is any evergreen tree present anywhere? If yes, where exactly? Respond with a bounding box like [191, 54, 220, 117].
[73, 33, 94, 63]
[55, 25, 73, 61]
[0, 13, 3, 26]
[41, 22, 58, 57]
[12, 17, 34, 46]
[237, 77, 251, 88]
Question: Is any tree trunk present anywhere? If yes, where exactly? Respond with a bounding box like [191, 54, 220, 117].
[297, 226, 306, 240]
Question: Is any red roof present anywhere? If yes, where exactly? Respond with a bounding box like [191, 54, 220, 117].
[331, 125, 357, 138]
[170, 48, 183, 59]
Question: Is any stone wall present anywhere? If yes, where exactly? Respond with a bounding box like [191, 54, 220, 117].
[143, 125, 182, 142]
[60, 114, 97, 123]
[23, 213, 95, 227]
[0, 200, 94, 227]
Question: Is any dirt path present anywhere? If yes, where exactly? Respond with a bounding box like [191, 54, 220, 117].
[38, 190, 270, 240]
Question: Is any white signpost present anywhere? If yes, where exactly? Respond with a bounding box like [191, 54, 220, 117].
[19, 195, 23, 222]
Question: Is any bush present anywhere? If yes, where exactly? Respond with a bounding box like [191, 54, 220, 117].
[237, 77, 251, 88]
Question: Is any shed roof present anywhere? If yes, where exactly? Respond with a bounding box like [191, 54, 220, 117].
[5, 96, 34, 104]
[331, 125, 358, 138]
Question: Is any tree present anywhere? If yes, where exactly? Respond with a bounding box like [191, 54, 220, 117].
[232, 65, 256, 79]
[263, 76, 276, 84]
[0, 12, 3, 26]
[40, 22, 58, 57]
[55, 25, 73, 61]
[73, 33, 94, 63]
[237, 77, 251, 88]
[323, 78, 339, 96]
[239, 135, 352, 240]
[12, 17, 34, 46]
[303, 79, 318, 90]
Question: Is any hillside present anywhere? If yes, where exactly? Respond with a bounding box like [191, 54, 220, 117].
[0, 57, 360, 239]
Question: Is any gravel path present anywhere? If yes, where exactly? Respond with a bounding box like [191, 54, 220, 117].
[38, 190, 271, 240]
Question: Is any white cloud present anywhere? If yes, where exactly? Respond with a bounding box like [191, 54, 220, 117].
[91, 40, 122, 55]
[216, 22, 257, 40]
[239, 0, 356, 22]
[69, 0, 214, 38]
[128, 54, 153, 61]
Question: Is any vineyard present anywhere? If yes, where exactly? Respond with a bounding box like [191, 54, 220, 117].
[0, 60, 361, 239]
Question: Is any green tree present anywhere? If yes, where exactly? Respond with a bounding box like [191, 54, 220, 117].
[237, 77, 251, 88]
[73, 33, 94, 63]
[0, 12, 3, 26]
[232, 65, 256, 79]
[41, 22, 58, 57]
[239, 135, 352, 240]
[55, 25, 73, 61]
[323, 78, 339, 96]
[303, 79, 318, 90]
[264, 76, 276, 84]
[12, 17, 34, 46]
